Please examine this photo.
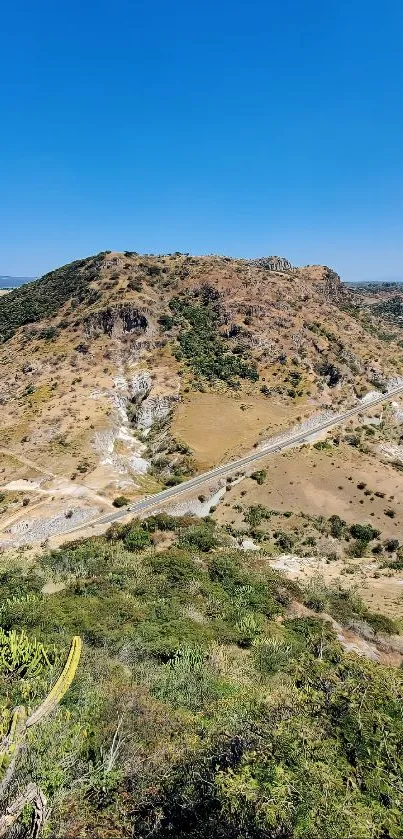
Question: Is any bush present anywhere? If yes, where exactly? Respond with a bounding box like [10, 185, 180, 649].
[372, 543, 383, 555]
[348, 538, 369, 558]
[384, 538, 399, 553]
[113, 495, 129, 508]
[304, 592, 326, 612]
[275, 532, 294, 552]
[253, 636, 293, 674]
[350, 523, 380, 541]
[236, 613, 262, 647]
[158, 315, 174, 330]
[150, 550, 197, 583]
[208, 554, 240, 585]
[250, 470, 267, 485]
[328, 514, 347, 539]
[180, 525, 218, 552]
[362, 611, 398, 635]
[124, 527, 151, 552]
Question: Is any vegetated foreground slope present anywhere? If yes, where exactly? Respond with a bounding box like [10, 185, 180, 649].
[0, 513, 402, 838]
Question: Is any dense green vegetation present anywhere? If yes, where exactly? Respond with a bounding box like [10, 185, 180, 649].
[0, 254, 103, 342]
[169, 286, 258, 386]
[1, 513, 402, 837]
[372, 295, 403, 326]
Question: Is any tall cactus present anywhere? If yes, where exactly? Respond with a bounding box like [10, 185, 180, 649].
[0, 636, 82, 838]
[26, 635, 82, 727]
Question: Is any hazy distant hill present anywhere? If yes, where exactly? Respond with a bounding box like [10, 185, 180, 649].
[0, 275, 35, 288]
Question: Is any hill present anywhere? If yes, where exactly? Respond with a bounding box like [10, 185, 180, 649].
[1, 251, 403, 533]
[1, 252, 403, 835]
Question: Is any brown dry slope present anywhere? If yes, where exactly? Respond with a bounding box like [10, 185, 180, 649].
[0, 251, 403, 562]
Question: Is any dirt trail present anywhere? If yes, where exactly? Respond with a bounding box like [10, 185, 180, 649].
[0, 448, 112, 510]
[0, 447, 60, 478]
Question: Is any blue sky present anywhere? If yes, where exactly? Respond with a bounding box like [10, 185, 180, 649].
[1, 0, 403, 281]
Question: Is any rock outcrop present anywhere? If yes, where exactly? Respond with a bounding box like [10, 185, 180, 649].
[136, 394, 179, 431]
[83, 305, 148, 337]
[251, 256, 295, 272]
[298, 265, 344, 301]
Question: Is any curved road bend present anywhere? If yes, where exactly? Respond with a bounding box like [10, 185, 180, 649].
[56, 384, 403, 536]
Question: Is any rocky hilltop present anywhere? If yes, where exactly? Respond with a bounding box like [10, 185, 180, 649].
[0, 250, 401, 505]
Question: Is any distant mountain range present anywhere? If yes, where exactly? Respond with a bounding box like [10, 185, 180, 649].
[0, 275, 35, 288]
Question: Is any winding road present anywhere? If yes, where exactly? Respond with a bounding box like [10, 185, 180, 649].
[65, 383, 403, 535]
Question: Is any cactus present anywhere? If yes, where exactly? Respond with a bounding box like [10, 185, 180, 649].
[0, 628, 53, 680]
[26, 635, 82, 727]
[0, 636, 82, 837]
[0, 706, 26, 777]
[0, 782, 47, 838]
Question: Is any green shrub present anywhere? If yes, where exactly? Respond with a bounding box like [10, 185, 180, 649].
[250, 469, 267, 485]
[235, 613, 262, 647]
[149, 550, 198, 583]
[123, 528, 151, 552]
[350, 523, 380, 541]
[158, 314, 174, 330]
[275, 532, 294, 552]
[0, 628, 56, 680]
[180, 524, 218, 552]
[348, 538, 369, 557]
[328, 514, 347, 539]
[362, 611, 398, 635]
[208, 554, 241, 585]
[113, 495, 129, 508]
[253, 636, 293, 674]
[384, 538, 399, 552]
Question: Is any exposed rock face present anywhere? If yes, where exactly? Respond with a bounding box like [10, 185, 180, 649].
[83, 305, 148, 337]
[321, 267, 343, 301]
[131, 371, 152, 400]
[251, 256, 295, 272]
[136, 394, 179, 432]
[298, 265, 344, 301]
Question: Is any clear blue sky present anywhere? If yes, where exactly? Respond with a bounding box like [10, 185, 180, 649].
[1, 0, 403, 281]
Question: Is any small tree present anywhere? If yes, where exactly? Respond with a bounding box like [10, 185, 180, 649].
[350, 523, 380, 541]
[250, 470, 267, 485]
[113, 495, 129, 508]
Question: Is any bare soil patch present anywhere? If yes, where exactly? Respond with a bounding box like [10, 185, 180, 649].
[172, 391, 304, 470]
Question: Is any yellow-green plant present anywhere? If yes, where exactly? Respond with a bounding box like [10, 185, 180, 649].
[0, 629, 53, 681]
[0, 636, 82, 837]
[26, 635, 82, 727]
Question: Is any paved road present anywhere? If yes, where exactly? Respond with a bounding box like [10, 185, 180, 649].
[65, 383, 403, 535]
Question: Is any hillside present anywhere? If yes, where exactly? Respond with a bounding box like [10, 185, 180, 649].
[1, 253, 403, 836]
[1, 252, 403, 558]
[1, 252, 403, 486]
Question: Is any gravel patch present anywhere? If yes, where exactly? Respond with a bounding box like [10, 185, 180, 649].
[258, 410, 336, 450]
[155, 485, 227, 519]
[1, 506, 99, 547]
